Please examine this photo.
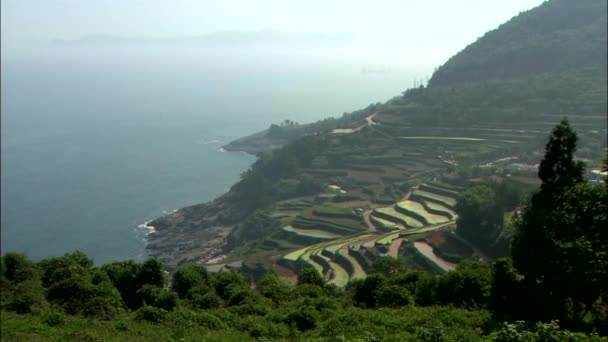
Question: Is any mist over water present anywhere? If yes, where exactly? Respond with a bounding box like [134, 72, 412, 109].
[1, 42, 431, 264]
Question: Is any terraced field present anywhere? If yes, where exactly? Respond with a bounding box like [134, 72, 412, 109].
[369, 215, 401, 230]
[411, 189, 457, 208]
[395, 200, 450, 225]
[277, 181, 464, 286]
[422, 201, 456, 219]
[373, 207, 424, 229]
[282, 225, 343, 239]
[336, 249, 366, 280]
[376, 232, 401, 245]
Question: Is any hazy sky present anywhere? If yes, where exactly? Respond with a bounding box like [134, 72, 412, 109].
[3, 0, 545, 43]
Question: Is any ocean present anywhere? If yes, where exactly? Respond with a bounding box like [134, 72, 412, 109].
[1, 47, 427, 264]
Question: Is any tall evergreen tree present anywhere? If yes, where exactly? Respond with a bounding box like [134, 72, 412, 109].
[537, 119, 585, 196]
[511, 119, 606, 329]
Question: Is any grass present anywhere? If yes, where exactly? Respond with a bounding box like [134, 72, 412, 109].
[282, 233, 370, 262]
[291, 216, 365, 235]
[312, 205, 359, 219]
[313, 251, 350, 287]
[423, 200, 456, 218]
[396, 200, 450, 225]
[412, 190, 457, 207]
[373, 207, 424, 229]
[370, 215, 402, 230]
[301, 250, 325, 275]
[324, 234, 371, 255]
[376, 232, 401, 246]
[282, 225, 344, 239]
[283, 246, 309, 261]
[420, 183, 460, 196]
[1, 306, 494, 341]
[337, 249, 366, 280]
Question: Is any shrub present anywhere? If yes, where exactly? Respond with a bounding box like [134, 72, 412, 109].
[375, 285, 413, 308]
[285, 308, 318, 332]
[189, 290, 223, 310]
[172, 264, 210, 299]
[135, 305, 167, 324]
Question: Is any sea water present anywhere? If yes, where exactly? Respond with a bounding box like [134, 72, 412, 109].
[1, 47, 426, 264]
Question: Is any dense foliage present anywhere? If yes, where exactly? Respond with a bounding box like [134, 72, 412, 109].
[3, 0, 607, 340]
[429, 0, 607, 86]
[2, 122, 607, 339]
[3, 251, 606, 341]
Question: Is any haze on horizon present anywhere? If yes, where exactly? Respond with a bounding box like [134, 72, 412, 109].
[2, 0, 545, 67]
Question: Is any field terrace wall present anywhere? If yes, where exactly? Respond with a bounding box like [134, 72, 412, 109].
[393, 203, 431, 226]
[418, 183, 460, 198]
[410, 198, 454, 220]
[372, 210, 419, 229]
[409, 192, 456, 210]
[276, 229, 337, 245]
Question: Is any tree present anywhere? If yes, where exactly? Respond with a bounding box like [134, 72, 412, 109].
[489, 258, 521, 320]
[512, 120, 606, 329]
[350, 274, 386, 308]
[369, 257, 407, 277]
[101, 260, 143, 309]
[258, 272, 290, 304]
[0, 253, 46, 314]
[213, 271, 250, 301]
[297, 267, 325, 287]
[137, 258, 165, 288]
[436, 260, 492, 308]
[537, 119, 584, 195]
[171, 264, 210, 299]
[456, 183, 503, 249]
[375, 284, 413, 308]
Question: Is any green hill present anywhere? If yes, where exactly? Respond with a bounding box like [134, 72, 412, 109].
[429, 0, 607, 86]
[147, 0, 607, 277]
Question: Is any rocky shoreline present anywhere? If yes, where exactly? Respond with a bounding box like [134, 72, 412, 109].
[145, 192, 246, 270]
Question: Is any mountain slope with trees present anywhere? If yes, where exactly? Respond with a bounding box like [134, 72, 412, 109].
[146, 0, 606, 271]
[2, 121, 607, 340]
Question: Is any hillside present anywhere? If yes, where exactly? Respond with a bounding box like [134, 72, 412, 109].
[429, 0, 607, 86]
[2, 0, 607, 339]
[146, 0, 607, 286]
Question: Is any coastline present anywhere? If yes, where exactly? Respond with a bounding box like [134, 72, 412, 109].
[144, 192, 246, 270]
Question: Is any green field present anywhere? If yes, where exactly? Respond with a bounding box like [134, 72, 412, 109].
[337, 248, 367, 280]
[370, 215, 402, 230]
[282, 225, 343, 239]
[324, 234, 371, 255]
[412, 190, 457, 207]
[373, 207, 424, 229]
[396, 200, 450, 225]
[423, 200, 456, 218]
[376, 232, 401, 245]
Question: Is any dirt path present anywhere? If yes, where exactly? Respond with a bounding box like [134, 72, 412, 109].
[388, 238, 403, 257]
[366, 112, 378, 126]
[413, 241, 457, 271]
[332, 112, 378, 134]
[362, 210, 377, 232]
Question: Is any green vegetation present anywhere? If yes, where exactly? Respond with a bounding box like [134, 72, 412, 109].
[282, 225, 343, 240]
[396, 200, 450, 225]
[428, 233, 475, 263]
[4, 0, 608, 339]
[373, 207, 424, 229]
